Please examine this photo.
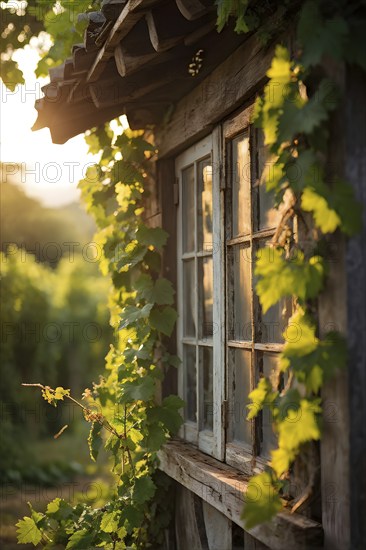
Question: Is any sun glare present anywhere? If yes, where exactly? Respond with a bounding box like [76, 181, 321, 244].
[0, 43, 97, 207]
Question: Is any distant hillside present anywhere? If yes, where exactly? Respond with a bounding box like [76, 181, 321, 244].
[1, 178, 97, 266]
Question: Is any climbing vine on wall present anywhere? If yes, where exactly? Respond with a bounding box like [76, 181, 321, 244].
[221, 0, 365, 528]
[8, 0, 365, 545]
[17, 128, 184, 548]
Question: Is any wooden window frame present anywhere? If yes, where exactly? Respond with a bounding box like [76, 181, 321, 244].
[176, 133, 225, 459]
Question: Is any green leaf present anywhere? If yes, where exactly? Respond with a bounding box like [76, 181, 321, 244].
[66, 529, 95, 549]
[280, 308, 347, 393]
[149, 306, 177, 336]
[247, 378, 277, 420]
[119, 303, 153, 330]
[54, 386, 70, 400]
[298, 1, 348, 68]
[88, 422, 103, 462]
[133, 476, 156, 505]
[136, 276, 175, 305]
[100, 511, 119, 533]
[302, 187, 341, 233]
[136, 225, 168, 250]
[302, 178, 362, 237]
[46, 498, 73, 521]
[116, 242, 147, 271]
[16, 517, 42, 546]
[147, 395, 184, 434]
[255, 248, 325, 312]
[119, 376, 155, 403]
[242, 472, 282, 529]
[143, 423, 167, 451]
[272, 399, 321, 477]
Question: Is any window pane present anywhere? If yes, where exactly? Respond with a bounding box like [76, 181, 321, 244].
[182, 165, 195, 252]
[201, 346, 213, 431]
[229, 348, 251, 444]
[183, 260, 196, 337]
[261, 299, 291, 343]
[184, 345, 197, 423]
[261, 353, 278, 456]
[232, 133, 251, 236]
[199, 256, 213, 339]
[257, 130, 280, 230]
[228, 246, 252, 341]
[256, 241, 291, 342]
[197, 158, 213, 251]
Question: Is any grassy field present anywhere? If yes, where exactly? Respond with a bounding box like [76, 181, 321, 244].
[0, 427, 111, 549]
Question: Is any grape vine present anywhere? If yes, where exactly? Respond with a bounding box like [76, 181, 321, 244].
[10, 0, 366, 546]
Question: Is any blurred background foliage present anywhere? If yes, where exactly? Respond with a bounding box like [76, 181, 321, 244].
[0, 168, 113, 486]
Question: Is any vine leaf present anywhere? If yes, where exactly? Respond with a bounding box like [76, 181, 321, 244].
[88, 422, 103, 462]
[281, 308, 347, 393]
[66, 529, 95, 549]
[255, 248, 325, 312]
[136, 275, 175, 305]
[298, 1, 348, 67]
[46, 498, 73, 521]
[271, 399, 321, 477]
[147, 395, 184, 434]
[133, 476, 156, 505]
[242, 471, 282, 529]
[119, 376, 155, 403]
[16, 517, 42, 546]
[100, 511, 119, 533]
[136, 225, 168, 250]
[119, 304, 153, 330]
[247, 378, 277, 420]
[150, 306, 178, 336]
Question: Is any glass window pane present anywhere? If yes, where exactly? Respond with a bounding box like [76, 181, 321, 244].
[228, 246, 252, 341]
[197, 158, 213, 251]
[201, 346, 213, 431]
[184, 345, 197, 423]
[261, 299, 291, 343]
[182, 165, 195, 252]
[183, 260, 196, 337]
[232, 133, 251, 236]
[261, 353, 279, 456]
[199, 256, 213, 339]
[255, 241, 291, 343]
[257, 129, 280, 230]
[229, 348, 251, 444]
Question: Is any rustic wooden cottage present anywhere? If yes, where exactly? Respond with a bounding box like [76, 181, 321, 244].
[32, 1, 366, 549]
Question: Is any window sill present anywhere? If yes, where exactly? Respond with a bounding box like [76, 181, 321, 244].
[158, 439, 323, 550]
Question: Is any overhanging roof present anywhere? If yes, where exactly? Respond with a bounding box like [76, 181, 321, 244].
[32, 0, 248, 143]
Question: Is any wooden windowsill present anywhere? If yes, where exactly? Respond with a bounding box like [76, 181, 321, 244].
[158, 439, 323, 550]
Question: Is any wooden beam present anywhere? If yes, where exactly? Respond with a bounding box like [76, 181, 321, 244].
[175, 0, 213, 21]
[114, 17, 158, 76]
[146, 1, 202, 52]
[156, 31, 271, 158]
[158, 440, 323, 550]
[345, 64, 366, 550]
[87, 0, 160, 82]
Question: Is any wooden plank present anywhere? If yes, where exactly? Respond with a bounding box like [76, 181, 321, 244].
[156, 32, 272, 158]
[212, 125, 225, 461]
[175, 0, 213, 21]
[114, 17, 158, 76]
[87, 0, 159, 82]
[202, 500, 232, 549]
[158, 440, 323, 550]
[345, 64, 366, 550]
[318, 60, 350, 550]
[146, 0, 203, 52]
[157, 158, 178, 398]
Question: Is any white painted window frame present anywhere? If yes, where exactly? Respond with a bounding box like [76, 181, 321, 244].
[176, 130, 225, 460]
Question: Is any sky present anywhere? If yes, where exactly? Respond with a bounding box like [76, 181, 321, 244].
[0, 42, 95, 207]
